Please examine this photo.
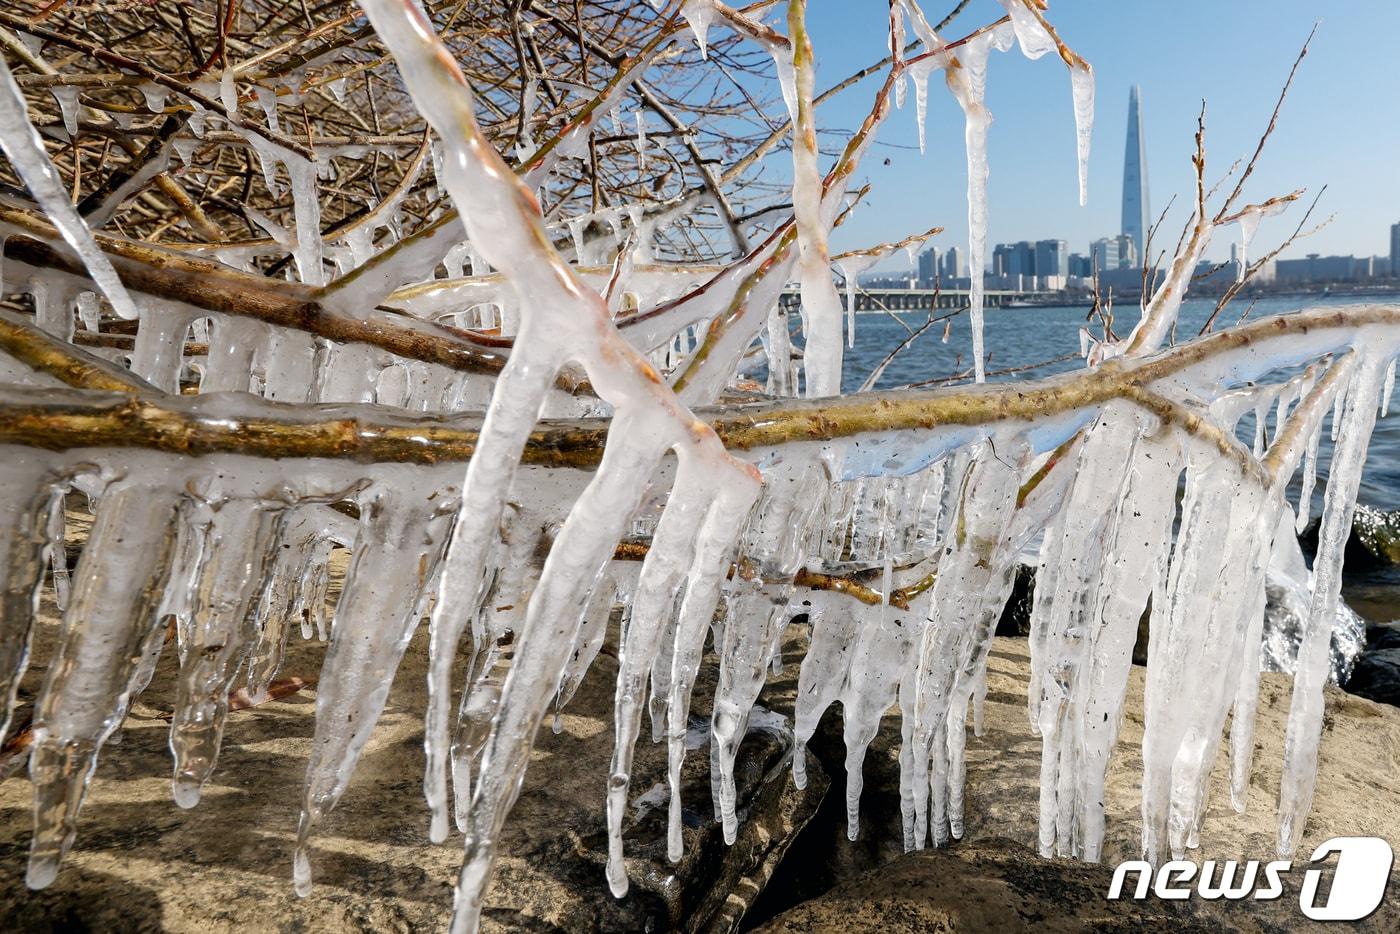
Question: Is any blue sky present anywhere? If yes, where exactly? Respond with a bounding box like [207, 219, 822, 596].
[792, 1, 1400, 269]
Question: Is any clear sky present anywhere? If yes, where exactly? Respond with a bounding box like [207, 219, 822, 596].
[797, 1, 1400, 270]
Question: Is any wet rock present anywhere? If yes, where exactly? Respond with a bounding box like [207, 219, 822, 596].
[994, 564, 1035, 637]
[1301, 505, 1400, 571]
[1346, 623, 1400, 707]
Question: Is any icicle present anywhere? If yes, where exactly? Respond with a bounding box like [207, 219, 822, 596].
[285, 155, 327, 287]
[682, 0, 715, 60]
[837, 256, 879, 349]
[139, 82, 168, 113]
[173, 137, 199, 166]
[775, 15, 845, 397]
[944, 25, 1014, 383]
[1233, 198, 1289, 281]
[295, 481, 454, 895]
[129, 300, 193, 394]
[1070, 64, 1094, 207]
[605, 461, 733, 896]
[255, 86, 280, 132]
[1295, 418, 1321, 534]
[170, 497, 284, 808]
[0, 58, 141, 321]
[75, 292, 100, 332]
[25, 483, 181, 889]
[29, 279, 74, 342]
[0, 457, 63, 743]
[1278, 356, 1385, 856]
[1382, 357, 1396, 416]
[50, 86, 79, 138]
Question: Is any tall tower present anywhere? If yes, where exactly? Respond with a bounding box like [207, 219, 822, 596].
[1121, 86, 1150, 260]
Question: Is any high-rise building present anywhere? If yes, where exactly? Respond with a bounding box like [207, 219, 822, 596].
[1390, 222, 1400, 277]
[992, 243, 1011, 277]
[940, 246, 966, 279]
[1122, 86, 1150, 260]
[917, 247, 940, 287]
[1090, 234, 1136, 273]
[1010, 241, 1036, 277]
[1035, 239, 1068, 277]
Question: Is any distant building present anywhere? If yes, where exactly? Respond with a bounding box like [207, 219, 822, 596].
[993, 241, 1036, 278]
[1391, 223, 1400, 277]
[940, 246, 966, 279]
[1090, 234, 1136, 273]
[858, 273, 919, 290]
[1274, 254, 1370, 284]
[1067, 253, 1092, 279]
[917, 247, 940, 287]
[1122, 86, 1151, 260]
[1035, 239, 1068, 278]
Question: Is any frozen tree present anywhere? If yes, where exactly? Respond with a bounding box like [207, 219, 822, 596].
[0, 2, 1393, 931]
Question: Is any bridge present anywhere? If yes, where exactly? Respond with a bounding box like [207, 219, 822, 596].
[779, 288, 1054, 312]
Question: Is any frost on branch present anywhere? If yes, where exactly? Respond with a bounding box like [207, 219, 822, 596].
[0, 2, 1394, 933]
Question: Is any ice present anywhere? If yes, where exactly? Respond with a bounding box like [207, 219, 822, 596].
[169, 496, 283, 808]
[26, 481, 181, 889]
[353, 6, 761, 928]
[1277, 354, 1386, 856]
[1233, 198, 1288, 281]
[50, 86, 79, 138]
[3, 4, 1399, 929]
[683, 0, 716, 60]
[944, 24, 1015, 383]
[770, 8, 844, 396]
[1070, 64, 1094, 207]
[295, 479, 456, 893]
[1382, 358, 1395, 417]
[0, 454, 65, 743]
[0, 58, 142, 321]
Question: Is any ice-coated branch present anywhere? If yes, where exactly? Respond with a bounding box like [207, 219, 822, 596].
[7, 303, 1399, 470]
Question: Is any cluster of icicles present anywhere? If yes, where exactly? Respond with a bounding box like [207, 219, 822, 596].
[1, 3, 1398, 934]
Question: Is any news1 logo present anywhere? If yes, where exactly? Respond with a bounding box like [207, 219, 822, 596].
[1107, 837, 1393, 920]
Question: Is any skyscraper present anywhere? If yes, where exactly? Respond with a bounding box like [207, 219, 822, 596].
[917, 247, 939, 287]
[1390, 222, 1400, 277]
[1122, 86, 1150, 261]
[1035, 239, 1068, 277]
[941, 246, 966, 279]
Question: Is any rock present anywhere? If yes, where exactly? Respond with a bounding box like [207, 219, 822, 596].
[1346, 623, 1400, 707]
[994, 564, 1035, 637]
[0, 587, 826, 932]
[1351, 506, 1400, 567]
[747, 638, 1400, 931]
[1301, 505, 1400, 572]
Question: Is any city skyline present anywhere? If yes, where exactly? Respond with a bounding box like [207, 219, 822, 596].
[804, 1, 1400, 271]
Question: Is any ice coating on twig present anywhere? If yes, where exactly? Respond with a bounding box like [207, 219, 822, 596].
[0, 58, 141, 321]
